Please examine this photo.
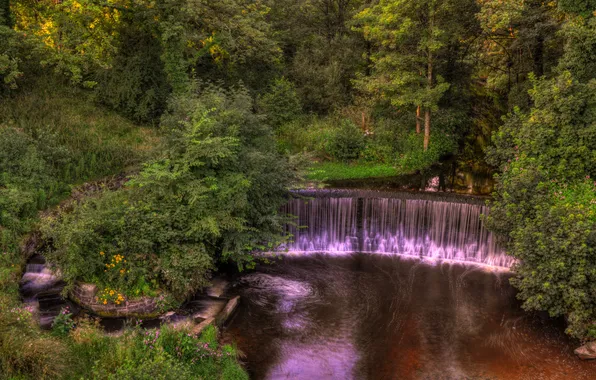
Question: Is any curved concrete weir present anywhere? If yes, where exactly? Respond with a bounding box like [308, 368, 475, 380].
[278, 189, 513, 269]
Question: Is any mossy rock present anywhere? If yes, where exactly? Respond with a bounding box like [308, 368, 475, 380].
[70, 283, 168, 319]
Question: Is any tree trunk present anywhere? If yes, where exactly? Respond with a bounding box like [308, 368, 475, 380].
[416, 105, 421, 134]
[424, 109, 431, 151]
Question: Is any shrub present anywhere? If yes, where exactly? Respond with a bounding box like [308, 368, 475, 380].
[42, 84, 298, 301]
[258, 77, 302, 129]
[326, 119, 366, 161]
[87, 325, 248, 380]
[95, 21, 171, 123]
[51, 307, 76, 337]
[486, 70, 596, 340]
[395, 131, 457, 173]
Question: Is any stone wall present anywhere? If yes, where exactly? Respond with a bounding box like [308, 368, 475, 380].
[70, 283, 163, 318]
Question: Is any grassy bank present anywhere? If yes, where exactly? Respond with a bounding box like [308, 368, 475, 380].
[0, 82, 248, 379]
[307, 161, 399, 181]
[278, 114, 458, 183]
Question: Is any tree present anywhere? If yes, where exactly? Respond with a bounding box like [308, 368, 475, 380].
[353, 0, 477, 151]
[474, 0, 562, 110]
[265, 0, 367, 113]
[486, 14, 596, 340]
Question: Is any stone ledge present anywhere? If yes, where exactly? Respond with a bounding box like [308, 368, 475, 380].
[70, 283, 164, 319]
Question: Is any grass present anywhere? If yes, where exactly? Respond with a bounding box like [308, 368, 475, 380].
[0, 79, 159, 182]
[307, 161, 400, 181]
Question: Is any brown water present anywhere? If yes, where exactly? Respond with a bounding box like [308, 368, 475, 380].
[223, 254, 595, 379]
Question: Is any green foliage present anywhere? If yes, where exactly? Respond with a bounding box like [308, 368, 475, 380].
[258, 77, 302, 129]
[51, 307, 75, 337]
[475, 0, 562, 109]
[0, 26, 23, 91]
[559, 0, 596, 16]
[43, 84, 298, 300]
[395, 131, 457, 173]
[0, 299, 69, 379]
[487, 20, 596, 339]
[290, 34, 363, 113]
[96, 17, 171, 123]
[87, 325, 247, 380]
[326, 119, 366, 161]
[0, 81, 154, 253]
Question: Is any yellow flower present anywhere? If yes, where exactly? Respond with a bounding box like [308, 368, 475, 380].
[100, 251, 105, 256]
[103, 300, 107, 305]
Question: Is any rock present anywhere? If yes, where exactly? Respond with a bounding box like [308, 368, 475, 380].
[206, 278, 229, 298]
[70, 283, 163, 319]
[216, 296, 240, 326]
[192, 317, 215, 336]
[574, 341, 596, 360]
[78, 283, 98, 298]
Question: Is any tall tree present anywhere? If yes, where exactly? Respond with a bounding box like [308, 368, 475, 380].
[486, 12, 596, 340]
[353, 0, 476, 151]
[474, 0, 562, 110]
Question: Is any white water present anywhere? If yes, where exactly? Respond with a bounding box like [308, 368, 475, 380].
[280, 196, 513, 268]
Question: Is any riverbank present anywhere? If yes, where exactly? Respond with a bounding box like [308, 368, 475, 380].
[306, 160, 495, 196]
[0, 84, 249, 379]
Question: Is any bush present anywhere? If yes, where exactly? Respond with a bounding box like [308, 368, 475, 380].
[486, 70, 596, 340]
[87, 325, 247, 380]
[258, 77, 302, 129]
[51, 307, 76, 337]
[395, 131, 457, 173]
[326, 119, 366, 161]
[42, 84, 298, 301]
[95, 21, 171, 123]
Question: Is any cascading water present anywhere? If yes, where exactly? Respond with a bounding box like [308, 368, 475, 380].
[280, 191, 513, 268]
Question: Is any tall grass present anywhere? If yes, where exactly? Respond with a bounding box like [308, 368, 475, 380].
[0, 79, 158, 184]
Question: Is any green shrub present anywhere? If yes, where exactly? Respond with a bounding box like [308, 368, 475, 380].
[95, 21, 171, 123]
[395, 131, 457, 173]
[86, 325, 247, 380]
[326, 119, 366, 161]
[258, 77, 302, 129]
[486, 69, 596, 340]
[51, 307, 75, 337]
[42, 84, 298, 301]
[276, 116, 336, 156]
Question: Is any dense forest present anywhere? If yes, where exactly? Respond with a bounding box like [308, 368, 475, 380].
[1, 0, 595, 378]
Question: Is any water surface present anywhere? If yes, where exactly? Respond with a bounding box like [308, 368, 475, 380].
[224, 255, 594, 379]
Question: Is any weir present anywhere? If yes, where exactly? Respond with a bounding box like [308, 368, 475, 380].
[279, 190, 513, 268]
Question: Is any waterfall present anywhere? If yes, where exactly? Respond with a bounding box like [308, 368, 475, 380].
[280, 193, 512, 268]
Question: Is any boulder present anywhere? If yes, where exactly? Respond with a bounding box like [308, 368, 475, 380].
[70, 283, 164, 319]
[574, 341, 596, 360]
[206, 278, 229, 298]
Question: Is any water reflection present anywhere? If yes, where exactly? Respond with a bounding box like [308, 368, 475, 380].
[224, 254, 594, 379]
